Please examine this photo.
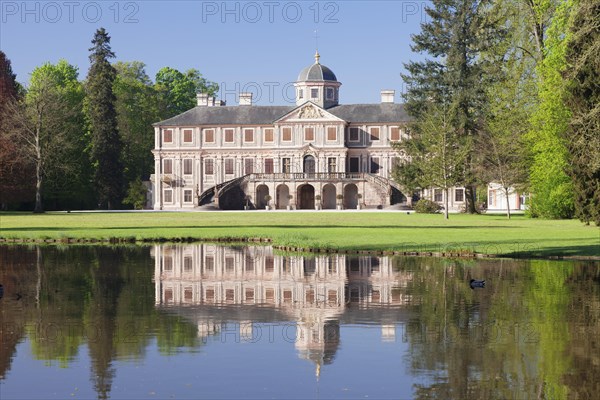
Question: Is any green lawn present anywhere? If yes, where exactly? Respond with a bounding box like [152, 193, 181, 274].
[1, 211, 598, 258]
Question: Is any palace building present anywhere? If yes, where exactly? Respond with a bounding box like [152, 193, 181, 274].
[150, 51, 421, 210]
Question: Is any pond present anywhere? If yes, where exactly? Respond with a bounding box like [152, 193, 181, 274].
[0, 244, 599, 399]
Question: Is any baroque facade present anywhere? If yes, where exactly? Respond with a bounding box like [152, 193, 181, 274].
[151, 52, 415, 210]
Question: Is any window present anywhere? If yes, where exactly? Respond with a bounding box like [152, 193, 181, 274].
[304, 258, 316, 276]
[244, 128, 254, 143]
[184, 256, 193, 271]
[306, 289, 315, 304]
[455, 188, 464, 202]
[328, 157, 337, 173]
[163, 256, 173, 271]
[304, 127, 314, 141]
[327, 127, 337, 141]
[244, 158, 254, 174]
[245, 288, 254, 302]
[370, 127, 380, 141]
[298, 89, 304, 99]
[349, 157, 360, 172]
[225, 159, 234, 175]
[264, 128, 274, 142]
[349, 258, 360, 272]
[266, 288, 275, 302]
[264, 158, 274, 174]
[204, 159, 214, 175]
[327, 257, 337, 274]
[163, 129, 173, 143]
[163, 159, 172, 174]
[184, 189, 193, 203]
[206, 288, 215, 302]
[224, 128, 234, 143]
[182, 129, 193, 143]
[265, 256, 274, 272]
[371, 257, 380, 272]
[203, 129, 214, 143]
[326, 87, 334, 100]
[390, 127, 400, 141]
[311, 88, 319, 98]
[370, 157, 380, 174]
[349, 127, 359, 142]
[282, 158, 291, 173]
[328, 290, 338, 303]
[205, 256, 214, 272]
[283, 290, 292, 303]
[245, 256, 254, 272]
[372, 290, 381, 302]
[225, 257, 235, 272]
[282, 127, 292, 141]
[163, 189, 173, 203]
[434, 189, 443, 202]
[183, 159, 193, 175]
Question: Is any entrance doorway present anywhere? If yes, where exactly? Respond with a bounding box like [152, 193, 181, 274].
[297, 184, 315, 209]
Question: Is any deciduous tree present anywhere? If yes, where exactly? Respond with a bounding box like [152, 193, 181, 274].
[564, 0, 600, 225]
[155, 67, 218, 118]
[4, 61, 84, 213]
[113, 61, 158, 184]
[526, 0, 574, 219]
[394, 104, 470, 219]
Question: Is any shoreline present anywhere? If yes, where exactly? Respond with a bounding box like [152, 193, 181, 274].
[1, 236, 598, 261]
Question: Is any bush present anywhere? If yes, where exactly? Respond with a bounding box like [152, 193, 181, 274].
[123, 179, 147, 210]
[414, 199, 442, 214]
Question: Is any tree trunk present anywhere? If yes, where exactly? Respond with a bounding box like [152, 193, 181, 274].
[444, 188, 449, 219]
[504, 188, 511, 219]
[34, 158, 43, 213]
[465, 185, 477, 214]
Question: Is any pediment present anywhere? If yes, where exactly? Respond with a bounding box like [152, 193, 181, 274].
[300, 143, 321, 153]
[274, 102, 346, 124]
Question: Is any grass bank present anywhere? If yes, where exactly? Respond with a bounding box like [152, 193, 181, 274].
[0, 211, 598, 258]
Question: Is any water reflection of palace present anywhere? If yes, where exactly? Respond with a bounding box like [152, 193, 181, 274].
[152, 244, 413, 374]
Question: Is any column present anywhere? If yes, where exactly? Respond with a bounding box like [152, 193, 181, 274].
[154, 157, 161, 210]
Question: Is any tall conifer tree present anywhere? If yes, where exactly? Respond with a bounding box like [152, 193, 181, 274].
[86, 28, 123, 209]
[400, 0, 505, 213]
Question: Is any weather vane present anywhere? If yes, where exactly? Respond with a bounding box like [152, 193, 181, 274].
[314, 29, 319, 51]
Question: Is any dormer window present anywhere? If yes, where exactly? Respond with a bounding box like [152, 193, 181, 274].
[311, 88, 319, 99]
[326, 87, 334, 100]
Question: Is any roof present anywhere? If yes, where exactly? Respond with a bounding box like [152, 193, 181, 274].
[328, 104, 409, 123]
[154, 103, 410, 126]
[297, 63, 338, 82]
[154, 106, 293, 126]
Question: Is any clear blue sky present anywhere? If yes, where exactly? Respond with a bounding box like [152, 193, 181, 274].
[1, 1, 430, 105]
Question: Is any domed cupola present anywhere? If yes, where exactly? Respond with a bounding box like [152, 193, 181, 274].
[294, 51, 341, 109]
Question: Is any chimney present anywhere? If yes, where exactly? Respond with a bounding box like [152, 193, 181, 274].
[239, 92, 253, 106]
[197, 93, 209, 106]
[381, 90, 395, 104]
